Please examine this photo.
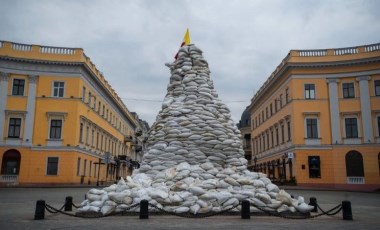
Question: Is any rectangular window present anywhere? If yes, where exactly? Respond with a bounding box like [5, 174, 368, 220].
[275, 100, 278, 112]
[343, 83, 355, 98]
[53, 81, 65, 97]
[103, 105, 105, 116]
[374, 80, 380, 96]
[77, 158, 81, 176]
[378, 117, 380, 136]
[93, 97, 97, 110]
[287, 121, 291, 141]
[83, 159, 87, 176]
[281, 124, 285, 143]
[79, 123, 84, 143]
[8, 118, 21, 138]
[266, 133, 269, 149]
[12, 79, 25, 96]
[46, 157, 59, 175]
[266, 107, 268, 118]
[49, 119, 62, 139]
[345, 118, 358, 138]
[286, 88, 289, 103]
[96, 132, 100, 149]
[88, 92, 92, 105]
[86, 126, 90, 145]
[82, 87, 86, 102]
[271, 130, 274, 147]
[91, 129, 95, 147]
[306, 118, 318, 138]
[89, 161, 92, 177]
[305, 84, 315, 99]
[98, 102, 101, 113]
[94, 163, 97, 177]
[308, 156, 321, 178]
[275, 127, 279, 145]
[270, 103, 273, 116]
[279, 94, 283, 108]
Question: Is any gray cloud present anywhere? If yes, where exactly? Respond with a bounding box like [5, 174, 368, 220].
[1, 0, 379, 125]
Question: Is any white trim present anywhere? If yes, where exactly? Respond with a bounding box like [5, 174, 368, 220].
[342, 115, 361, 144]
[51, 80, 65, 98]
[304, 83, 316, 100]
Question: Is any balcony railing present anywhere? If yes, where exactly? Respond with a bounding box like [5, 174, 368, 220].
[12, 43, 32, 51]
[40, 46, 76, 55]
[0, 175, 19, 184]
[347, 177, 365, 184]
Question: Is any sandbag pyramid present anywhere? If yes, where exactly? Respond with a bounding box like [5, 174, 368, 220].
[78, 44, 314, 215]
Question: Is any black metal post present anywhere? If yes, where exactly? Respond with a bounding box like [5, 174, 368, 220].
[241, 200, 250, 219]
[309, 197, 318, 212]
[342, 200, 353, 220]
[96, 158, 101, 186]
[140, 200, 149, 219]
[65, 196, 73, 211]
[34, 200, 45, 220]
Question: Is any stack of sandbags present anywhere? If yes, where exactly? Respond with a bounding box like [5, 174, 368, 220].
[78, 44, 314, 215]
[141, 44, 246, 173]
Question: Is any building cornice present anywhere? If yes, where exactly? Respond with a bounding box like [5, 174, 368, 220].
[249, 43, 380, 111]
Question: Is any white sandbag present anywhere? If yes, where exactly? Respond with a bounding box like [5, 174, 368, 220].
[88, 188, 105, 195]
[295, 202, 315, 213]
[256, 193, 271, 204]
[190, 204, 201, 214]
[266, 183, 280, 193]
[86, 193, 102, 202]
[101, 205, 115, 215]
[90, 200, 104, 207]
[175, 206, 190, 213]
[276, 189, 296, 206]
[188, 186, 206, 196]
[177, 162, 191, 171]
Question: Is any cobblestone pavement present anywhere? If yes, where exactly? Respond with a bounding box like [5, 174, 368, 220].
[0, 187, 379, 230]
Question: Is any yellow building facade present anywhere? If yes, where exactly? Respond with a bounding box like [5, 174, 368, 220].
[0, 41, 142, 185]
[248, 43, 380, 191]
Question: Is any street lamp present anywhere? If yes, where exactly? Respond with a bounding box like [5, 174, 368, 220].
[94, 158, 105, 186]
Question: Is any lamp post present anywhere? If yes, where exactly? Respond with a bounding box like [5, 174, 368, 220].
[95, 158, 104, 186]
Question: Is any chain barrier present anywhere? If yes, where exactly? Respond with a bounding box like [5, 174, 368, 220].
[250, 203, 342, 219]
[317, 204, 343, 216]
[41, 199, 343, 219]
[148, 202, 240, 218]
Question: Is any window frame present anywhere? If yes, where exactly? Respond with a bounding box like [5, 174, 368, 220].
[304, 84, 316, 100]
[342, 82, 355, 99]
[305, 118, 319, 139]
[374, 80, 380, 96]
[345, 117, 359, 138]
[49, 119, 63, 139]
[308, 156, 321, 179]
[12, 78, 25, 96]
[52, 81, 65, 98]
[8, 118, 22, 138]
[46, 157, 59, 175]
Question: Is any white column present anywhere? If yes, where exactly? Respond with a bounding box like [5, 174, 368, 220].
[357, 76, 373, 143]
[23, 75, 38, 146]
[327, 78, 341, 144]
[0, 72, 9, 144]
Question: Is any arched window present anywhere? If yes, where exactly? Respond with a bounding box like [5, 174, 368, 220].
[345, 150, 364, 177]
[1, 149, 21, 175]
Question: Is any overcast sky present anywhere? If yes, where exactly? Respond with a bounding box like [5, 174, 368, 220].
[1, 0, 379, 126]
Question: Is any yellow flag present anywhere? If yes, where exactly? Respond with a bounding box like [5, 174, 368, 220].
[175, 29, 191, 59]
[182, 28, 191, 46]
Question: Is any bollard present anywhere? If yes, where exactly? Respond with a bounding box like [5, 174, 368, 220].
[241, 200, 250, 219]
[140, 200, 149, 219]
[34, 200, 45, 220]
[65, 196, 73, 211]
[342, 200, 353, 220]
[308, 197, 318, 213]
